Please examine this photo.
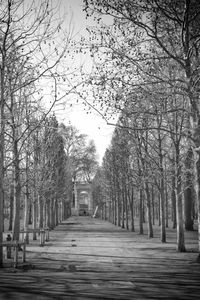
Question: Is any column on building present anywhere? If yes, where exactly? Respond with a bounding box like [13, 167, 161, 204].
[74, 184, 79, 215]
[88, 190, 93, 214]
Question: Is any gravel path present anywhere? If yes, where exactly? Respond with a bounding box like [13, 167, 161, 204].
[0, 216, 199, 299]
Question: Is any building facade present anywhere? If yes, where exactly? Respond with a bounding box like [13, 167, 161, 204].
[71, 181, 93, 216]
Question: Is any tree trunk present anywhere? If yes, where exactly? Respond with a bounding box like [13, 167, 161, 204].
[50, 199, 54, 229]
[139, 188, 143, 234]
[46, 200, 50, 228]
[104, 202, 107, 220]
[176, 184, 186, 252]
[193, 149, 200, 258]
[0, 40, 6, 267]
[158, 195, 161, 226]
[28, 203, 32, 225]
[151, 186, 155, 226]
[23, 153, 30, 243]
[175, 149, 186, 252]
[62, 199, 65, 221]
[171, 170, 177, 229]
[145, 182, 153, 238]
[23, 188, 30, 243]
[129, 186, 134, 232]
[108, 201, 111, 222]
[165, 183, 169, 228]
[121, 190, 125, 228]
[158, 123, 166, 242]
[32, 196, 37, 240]
[43, 201, 47, 228]
[55, 199, 58, 226]
[160, 177, 166, 243]
[63, 201, 67, 220]
[117, 189, 120, 227]
[8, 184, 14, 231]
[12, 150, 21, 241]
[0, 124, 4, 266]
[38, 196, 44, 228]
[184, 147, 194, 231]
[125, 187, 129, 230]
[114, 198, 117, 225]
[184, 183, 194, 231]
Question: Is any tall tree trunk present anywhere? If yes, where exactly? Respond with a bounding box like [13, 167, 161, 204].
[117, 187, 120, 227]
[108, 201, 111, 222]
[0, 98, 4, 266]
[125, 187, 129, 230]
[43, 201, 47, 228]
[145, 182, 153, 238]
[121, 190, 125, 228]
[129, 186, 134, 232]
[63, 200, 67, 220]
[28, 202, 32, 224]
[23, 188, 30, 243]
[55, 199, 58, 226]
[8, 184, 14, 231]
[158, 195, 161, 226]
[32, 197, 37, 240]
[139, 188, 143, 234]
[160, 177, 166, 243]
[151, 185, 155, 226]
[171, 169, 177, 229]
[165, 183, 169, 228]
[0, 33, 6, 267]
[50, 199, 54, 229]
[62, 199, 65, 221]
[46, 200, 50, 228]
[184, 147, 194, 230]
[175, 148, 186, 252]
[193, 149, 200, 258]
[157, 119, 166, 242]
[23, 152, 30, 243]
[38, 196, 44, 228]
[114, 197, 117, 225]
[12, 145, 21, 242]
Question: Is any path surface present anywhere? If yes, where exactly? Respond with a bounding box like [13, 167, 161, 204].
[0, 216, 200, 300]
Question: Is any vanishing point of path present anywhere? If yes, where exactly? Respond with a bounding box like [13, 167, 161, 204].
[0, 216, 200, 300]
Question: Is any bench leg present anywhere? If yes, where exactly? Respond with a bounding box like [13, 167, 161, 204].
[6, 246, 11, 259]
[14, 245, 18, 268]
[25, 233, 29, 244]
[45, 229, 49, 242]
[40, 231, 45, 246]
[22, 243, 26, 263]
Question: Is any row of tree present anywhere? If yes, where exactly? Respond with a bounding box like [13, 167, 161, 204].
[81, 0, 200, 257]
[1, 107, 97, 267]
[92, 112, 196, 252]
[0, 0, 70, 268]
[0, 0, 98, 268]
[4, 114, 97, 240]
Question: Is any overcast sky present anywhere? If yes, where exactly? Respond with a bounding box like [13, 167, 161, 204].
[51, 0, 116, 164]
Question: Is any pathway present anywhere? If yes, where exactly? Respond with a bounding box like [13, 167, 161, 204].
[0, 216, 200, 299]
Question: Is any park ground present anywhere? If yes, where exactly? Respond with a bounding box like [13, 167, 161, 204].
[0, 216, 200, 300]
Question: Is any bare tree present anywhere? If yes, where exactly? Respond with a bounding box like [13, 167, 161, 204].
[83, 0, 200, 256]
[0, 0, 73, 266]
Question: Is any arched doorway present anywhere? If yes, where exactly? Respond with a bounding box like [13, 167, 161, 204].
[72, 181, 93, 216]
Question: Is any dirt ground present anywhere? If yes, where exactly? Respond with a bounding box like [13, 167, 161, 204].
[0, 216, 200, 300]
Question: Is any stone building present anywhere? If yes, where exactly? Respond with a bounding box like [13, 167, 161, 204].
[71, 181, 93, 216]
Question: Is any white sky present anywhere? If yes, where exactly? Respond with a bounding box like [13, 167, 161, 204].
[50, 0, 116, 164]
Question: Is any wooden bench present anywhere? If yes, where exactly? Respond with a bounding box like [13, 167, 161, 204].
[20, 228, 50, 246]
[0, 241, 26, 268]
[20, 228, 40, 243]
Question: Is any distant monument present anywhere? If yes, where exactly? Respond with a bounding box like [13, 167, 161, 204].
[71, 181, 93, 216]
